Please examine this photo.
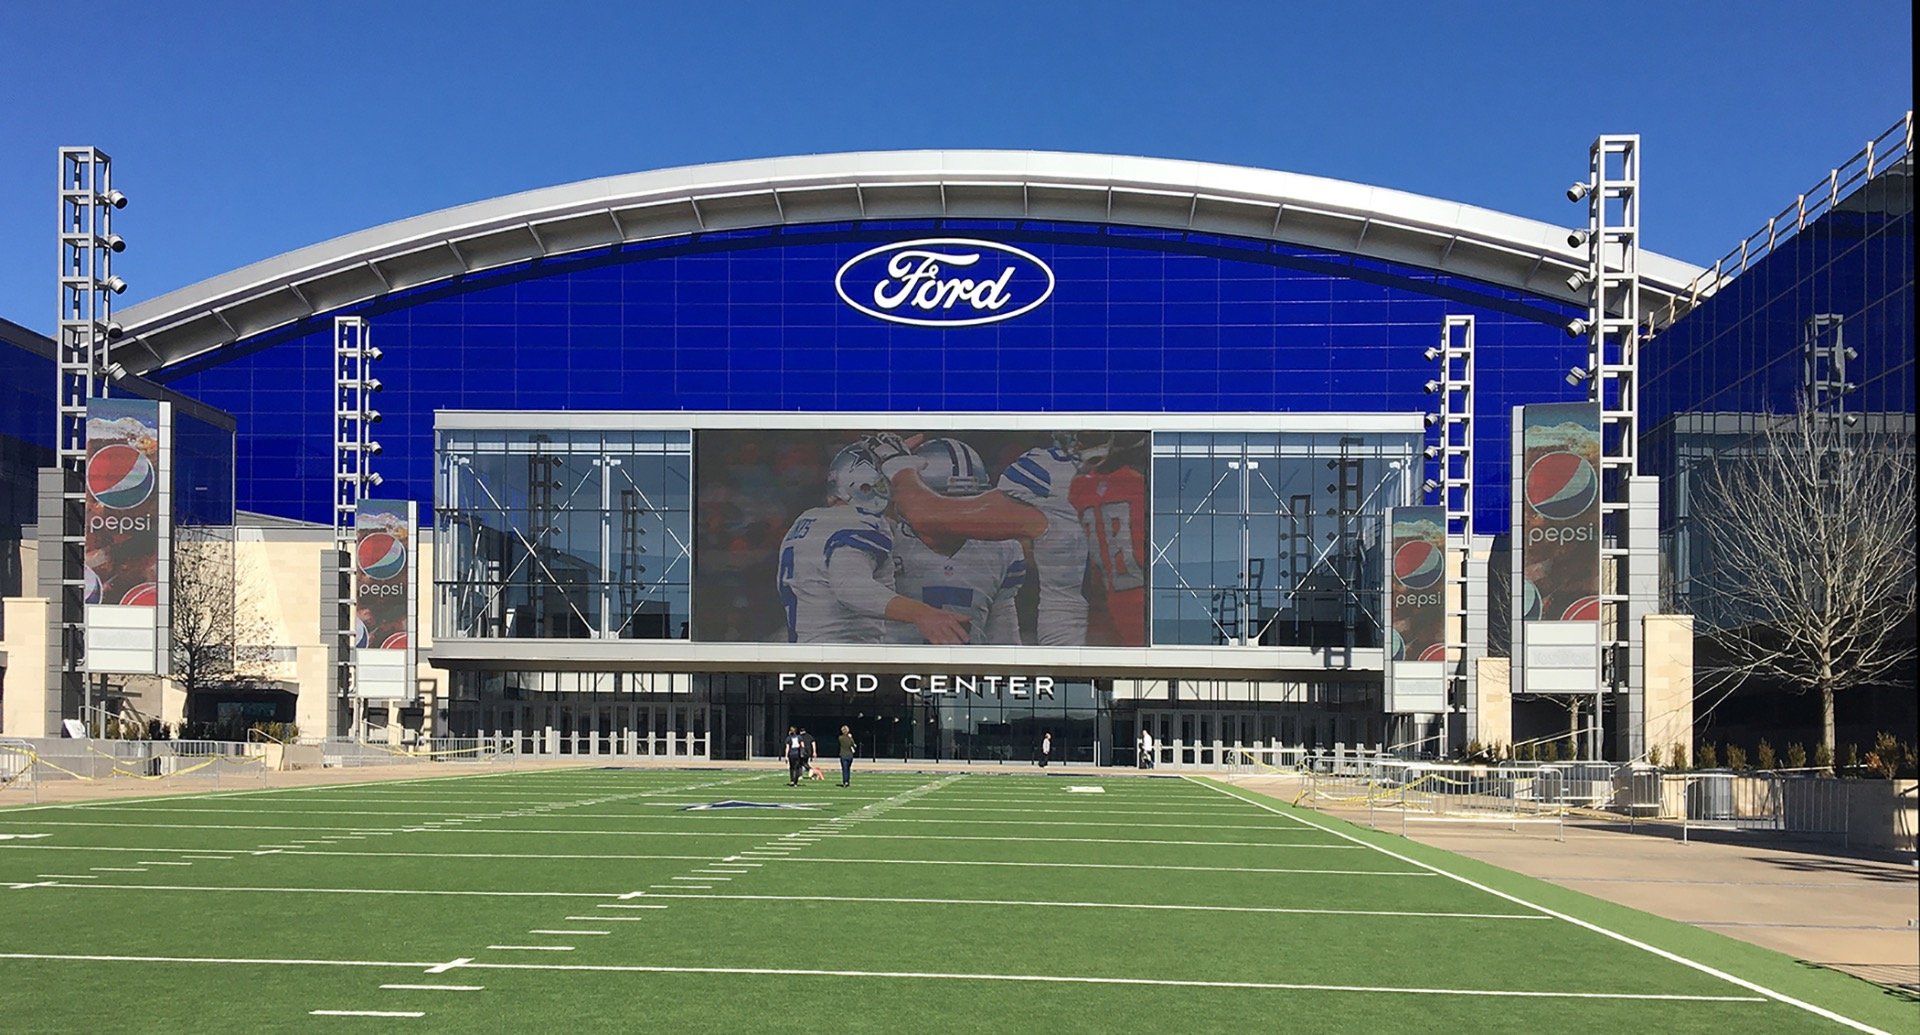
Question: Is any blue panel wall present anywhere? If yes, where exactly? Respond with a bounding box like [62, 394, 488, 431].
[154, 220, 1591, 533]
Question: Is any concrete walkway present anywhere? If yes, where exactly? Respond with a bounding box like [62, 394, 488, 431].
[1225, 773, 1920, 992]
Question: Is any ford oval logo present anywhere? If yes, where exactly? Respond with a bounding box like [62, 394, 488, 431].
[835, 238, 1055, 327]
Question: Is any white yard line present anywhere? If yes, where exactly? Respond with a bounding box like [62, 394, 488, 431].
[567, 916, 646, 922]
[629, 891, 1542, 920]
[38, 882, 617, 898]
[485, 945, 574, 952]
[0, 951, 1764, 1004]
[380, 984, 483, 992]
[762, 857, 1429, 877]
[311, 1009, 424, 1018]
[1188, 777, 1890, 1035]
[529, 930, 607, 936]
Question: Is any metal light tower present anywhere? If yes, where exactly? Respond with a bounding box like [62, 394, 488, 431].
[56, 147, 128, 723]
[1430, 316, 1476, 726]
[1570, 135, 1642, 759]
[332, 316, 381, 735]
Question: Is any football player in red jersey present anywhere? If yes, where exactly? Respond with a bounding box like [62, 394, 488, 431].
[1065, 432, 1150, 646]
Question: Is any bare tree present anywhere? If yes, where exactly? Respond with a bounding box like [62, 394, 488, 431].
[170, 526, 277, 697]
[1688, 412, 1916, 760]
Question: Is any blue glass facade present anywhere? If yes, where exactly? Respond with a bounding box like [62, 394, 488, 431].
[151, 220, 1589, 535]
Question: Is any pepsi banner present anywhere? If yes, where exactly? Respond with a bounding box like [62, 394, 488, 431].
[1518, 402, 1601, 624]
[353, 499, 415, 699]
[1387, 506, 1446, 663]
[85, 400, 163, 608]
[85, 398, 171, 675]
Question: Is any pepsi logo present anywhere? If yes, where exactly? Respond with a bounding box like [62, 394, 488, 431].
[1417, 643, 1449, 662]
[1525, 451, 1597, 521]
[381, 632, 409, 649]
[1561, 595, 1601, 622]
[84, 566, 102, 605]
[120, 582, 159, 607]
[1389, 628, 1405, 661]
[87, 444, 156, 510]
[835, 239, 1055, 327]
[352, 615, 370, 649]
[357, 532, 407, 581]
[1393, 540, 1443, 590]
[1520, 579, 1543, 621]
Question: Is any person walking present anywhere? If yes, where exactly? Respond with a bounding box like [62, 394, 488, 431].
[1139, 727, 1154, 770]
[838, 725, 856, 787]
[783, 725, 807, 786]
[1038, 730, 1053, 769]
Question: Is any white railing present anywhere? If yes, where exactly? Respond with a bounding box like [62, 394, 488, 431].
[1652, 110, 1913, 331]
[0, 737, 268, 801]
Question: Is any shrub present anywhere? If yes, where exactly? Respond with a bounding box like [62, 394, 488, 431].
[1725, 744, 1748, 770]
[1698, 742, 1719, 769]
[1755, 739, 1776, 771]
[1811, 742, 1833, 771]
[1669, 743, 1688, 771]
[1539, 741, 1560, 763]
[1864, 732, 1902, 781]
[1647, 744, 1663, 768]
[1842, 743, 1860, 774]
[1786, 743, 1807, 769]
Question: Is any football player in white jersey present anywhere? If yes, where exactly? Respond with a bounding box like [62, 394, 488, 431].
[776, 445, 971, 646]
[863, 432, 1091, 646]
[888, 438, 1026, 645]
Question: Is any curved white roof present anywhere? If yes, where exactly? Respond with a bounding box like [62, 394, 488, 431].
[113, 150, 1705, 374]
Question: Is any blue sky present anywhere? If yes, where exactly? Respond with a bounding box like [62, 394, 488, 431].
[0, 1, 1910, 335]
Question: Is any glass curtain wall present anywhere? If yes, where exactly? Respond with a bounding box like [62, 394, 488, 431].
[1151, 431, 1415, 648]
[436, 428, 692, 639]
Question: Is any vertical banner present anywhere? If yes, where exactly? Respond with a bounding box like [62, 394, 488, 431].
[85, 398, 171, 674]
[1515, 401, 1602, 694]
[1382, 505, 1446, 712]
[352, 499, 416, 700]
[1388, 506, 1447, 662]
[1518, 402, 1601, 622]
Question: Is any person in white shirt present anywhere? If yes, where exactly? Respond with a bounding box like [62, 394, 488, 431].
[1039, 730, 1053, 769]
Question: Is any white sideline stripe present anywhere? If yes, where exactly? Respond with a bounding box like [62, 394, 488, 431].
[0, 951, 1760, 1003]
[1188, 778, 1892, 1035]
[530, 930, 608, 936]
[136, 861, 193, 866]
[632, 892, 1542, 920]
[568, 916, 646, 922]
[486, 945, 574, 951]
[829, 833, 1356, 849]
[183, 856, 234, 860]
[769, 858, 1430, 877]
[89, 867, 146, 872]
[38, 874, 96, 879]
[381, 984, 483, 991]
[595, 904, 669, 909]
[311, 1010, 424, 1018]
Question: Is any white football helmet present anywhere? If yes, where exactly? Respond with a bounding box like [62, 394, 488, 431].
[827, 444, 890, 515]
[914, 437, 988, 496]
[1053, 431, 1148, 470]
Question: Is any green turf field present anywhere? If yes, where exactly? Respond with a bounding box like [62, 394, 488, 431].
[0, 768, 1911, 1032]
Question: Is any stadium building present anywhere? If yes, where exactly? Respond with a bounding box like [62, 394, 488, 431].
[2, 120, 1911, 764]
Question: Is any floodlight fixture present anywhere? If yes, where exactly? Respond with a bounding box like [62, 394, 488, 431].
[100, 275, 127, 295]
[1422, 413, 1441, 428]
[364, 409, 382, 424]
[1566, 271, 1588, 292]
[362, 378, 383, 392]
[1567, 181, 1592, 202]
[1421, 478, 1440, 494]
[1422, 346, 1443, 361]
[99, 233, 126, 253]
[1565, 318, 1589, 339]
[104, 321, 125, 340]
[1566, 365, 1593, 386]
[98, 189, 127, 209]
[1567, 229, 1588, 248]
[365, 472, 384, 487]
[1423, 379, 1442, 394]
[1423, 445, 1442, 459]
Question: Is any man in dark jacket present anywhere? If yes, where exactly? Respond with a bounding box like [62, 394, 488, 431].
[784, 726, 807, 786]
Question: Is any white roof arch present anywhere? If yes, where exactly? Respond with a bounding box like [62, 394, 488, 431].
[112, 149, 1704, 374]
